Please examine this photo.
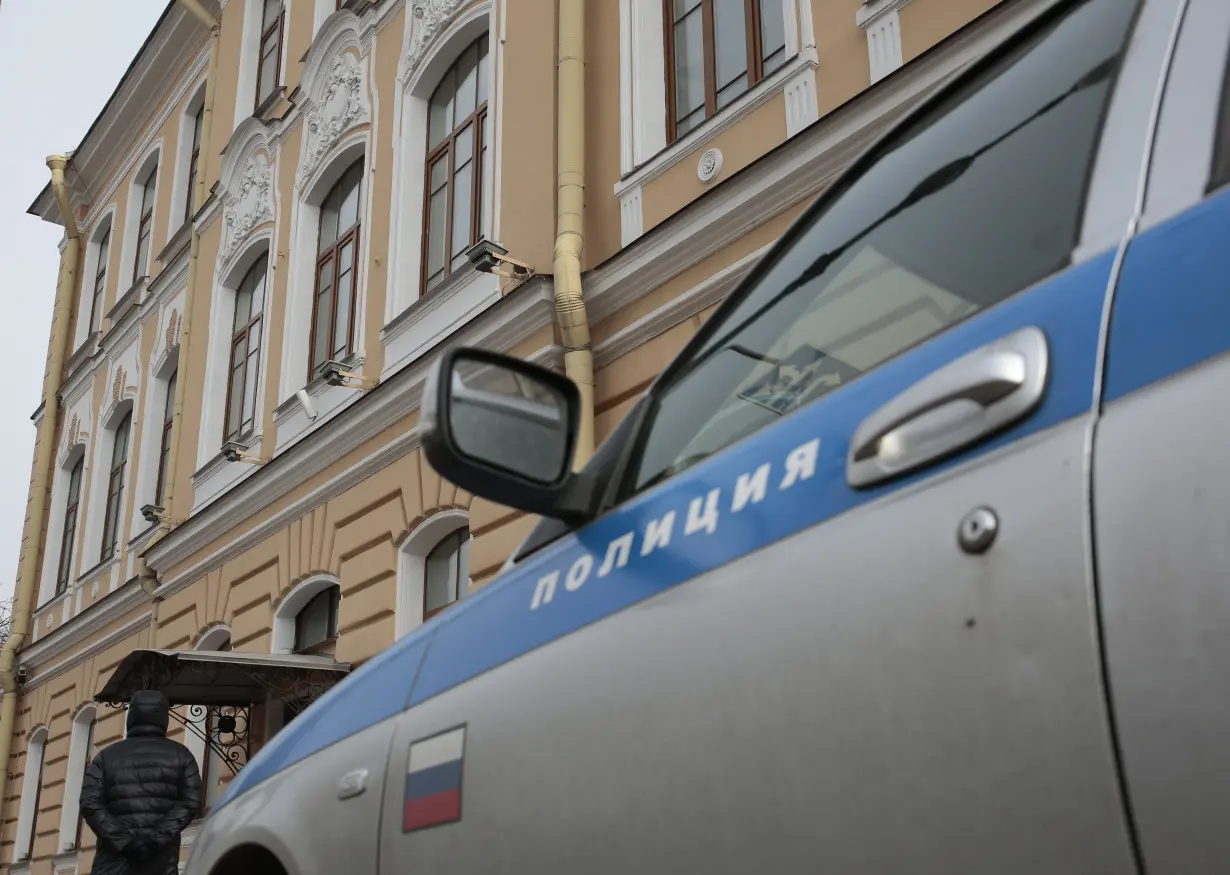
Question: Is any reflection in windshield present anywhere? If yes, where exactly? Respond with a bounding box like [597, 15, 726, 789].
[628, 0, 1138, 494]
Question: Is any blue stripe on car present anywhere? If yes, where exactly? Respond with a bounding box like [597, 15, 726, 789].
[1103, 185, 1230, 403]
[214, 245, 1117, 811]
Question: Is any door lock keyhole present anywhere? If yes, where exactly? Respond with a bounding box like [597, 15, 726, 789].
[958, 506, 999, 555]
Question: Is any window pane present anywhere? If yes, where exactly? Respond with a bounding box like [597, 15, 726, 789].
[677, 105, 705, 138]
[429, 69, 455, 150]
[98, 230, 110, 268]
[234, 286, 251, 331]
[258, 46, 278, 103]
[454, 123, 474, 168]
[477, 35, 490, 105]
[430, 154, 449, 192]
[673, 0, 703, 20]
[425, 535, 459, 612]
[426, 185, 448, 282]
[313, 279, 333, 371]
[451, 161, 473, 270]
[713, 0, 748, 91]
[673, 9, 705, 122]
[134, 230, 150, 280]
[263, 0, 281, 28]
[716, 73, 748, 109]
[479, 114, 489, 239]
[629, 0, 1138, 493]
[112, 416, 130, 467]
[227, 350, 245, 438]
[251, 267, 266, 315]
[338, 183, 360, 233]
[295, 590, 333, 650]
[319, 202, 340, 252]
[760, 0, 787, 74]
[335, 244, 354, 356]
[243, 332, 260, 430]
[164, 371, 177, 422]
[455, 44, 478, 121]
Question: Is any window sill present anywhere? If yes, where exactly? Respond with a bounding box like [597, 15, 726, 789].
[255, 86, 287, 121]
[380, 268, 503, 381]
[614, 49, 818, 201]
[107, 276, 147, 331]
[65, 331, 101, 378]
[191, 431, 264, 513]
[272, 353, 369, 454]
[157, 220, 193, 268]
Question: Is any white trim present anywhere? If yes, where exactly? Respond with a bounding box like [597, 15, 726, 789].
[618, 0, 668, 176]
[23, 606, 153, 690]
[12, 726, 48, 863]
[167, 77, 209, 243]
[396, 509, 470, 639]
[615, 49, 818, 244]
[272, 574, 341, 654]
[58, 706, 97, 854]
[858, 0, 911, 83]
[75, 209, 119, 351]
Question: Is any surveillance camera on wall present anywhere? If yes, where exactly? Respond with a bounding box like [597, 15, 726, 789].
[221, 441, 244, 463]
[467, 239, 509, 274]
[140, 503, 165, 525]
[296, 388, 318, 421]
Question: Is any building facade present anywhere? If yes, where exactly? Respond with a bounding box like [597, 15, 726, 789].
[1, 0, 1015, 871]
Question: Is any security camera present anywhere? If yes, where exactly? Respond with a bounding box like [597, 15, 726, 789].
[296, 388, 318, 421]
[221, 441, 244, 463]
[467, 239, 509, 274]
[140, 504, 165, 524]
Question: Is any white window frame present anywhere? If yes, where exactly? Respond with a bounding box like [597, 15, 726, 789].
[82, 400, 136, 579]
[75, 210, 117, 351]
[234, 0, 294, 130]
[272, 574, 343, 654]
[119, 146, 162, 292]
[58, 707, 97, 853]
[12, 726, 48, 863]
[396, 509, 471, 639]
[37, 448, 88, 607]
[168, 79, 210, 237]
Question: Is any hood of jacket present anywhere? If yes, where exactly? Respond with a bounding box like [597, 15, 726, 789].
[126, 690, 170, 737]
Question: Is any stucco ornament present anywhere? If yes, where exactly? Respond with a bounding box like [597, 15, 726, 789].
[405, 0, 468, 81]
[302, 54, 369, 182]
[221, 157, 274, 263]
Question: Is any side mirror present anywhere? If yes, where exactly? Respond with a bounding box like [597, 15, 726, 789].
[421, 347, 599, 524]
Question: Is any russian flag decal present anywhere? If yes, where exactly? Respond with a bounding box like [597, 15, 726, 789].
[403, 725, 466, 833]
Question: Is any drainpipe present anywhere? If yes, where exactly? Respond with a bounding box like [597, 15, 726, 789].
[554, 0, 594, 468]
[135, 0, 221, 640]
[0, 155, 82, 809]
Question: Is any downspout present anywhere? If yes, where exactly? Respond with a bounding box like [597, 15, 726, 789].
[554, 0, 595, 467]
[135, 0, 221, 642]
[0, 155, 82, 810]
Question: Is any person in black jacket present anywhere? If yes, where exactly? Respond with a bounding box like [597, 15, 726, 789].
[80, 690, 203, 875]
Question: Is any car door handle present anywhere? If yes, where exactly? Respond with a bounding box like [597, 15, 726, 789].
[337, 768, 369, 800]
[847, 326, 1049, 488]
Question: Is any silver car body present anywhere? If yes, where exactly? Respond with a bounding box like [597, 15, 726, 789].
[186, 0, 1230, 872]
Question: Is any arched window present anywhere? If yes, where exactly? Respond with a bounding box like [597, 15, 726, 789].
[89, 227, 111, 336]
[225, 258, 268, 441]
[664, 0, 787, 142]
[60, 708, 96, 852]
[424, 526, 469, 620]
[100, 412, 132, 562]
[155, 369, 177, 506]
[132, 162, 158, 283]
[310, 161, 363, 377]
[294, 584, 340, 653]
[55, 458, 84, 596]
[423, 35, 490, 293]
[185, 104, 204, 222]
[13, 727, 47, 863]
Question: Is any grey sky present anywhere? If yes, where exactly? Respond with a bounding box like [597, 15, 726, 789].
[0, 0, 168, 603]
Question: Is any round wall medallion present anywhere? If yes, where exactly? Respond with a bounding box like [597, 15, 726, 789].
[697, 148, 724, 184]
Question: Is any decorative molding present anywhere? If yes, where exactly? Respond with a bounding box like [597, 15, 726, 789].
[697, 148, 723, 184]
[857, 0, 911, 83]
[19, 580, 147, 673]
[620, 186, 644, 247]
[23, 607, 153, 691]
[404, 0, 468, 82]
[220, 158, 274, 265]
[784, 65, 819, 137]
[302, 54, 370, 182]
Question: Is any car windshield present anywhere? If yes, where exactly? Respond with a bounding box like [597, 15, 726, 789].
[625, 0, 1138, 495]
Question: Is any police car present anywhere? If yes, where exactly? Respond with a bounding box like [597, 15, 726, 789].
[186, 0, 1230, 871]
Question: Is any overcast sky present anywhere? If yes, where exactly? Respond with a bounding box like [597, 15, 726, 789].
[0, 0, 168, 603]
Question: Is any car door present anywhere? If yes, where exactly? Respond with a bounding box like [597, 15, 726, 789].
[380, 0, 1159, 872]
[1094, 1, 1230, 872]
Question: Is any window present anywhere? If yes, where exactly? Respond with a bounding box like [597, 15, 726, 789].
[155, 369, 177, 505]
[185, 105, 204, 222]
[424, 527, 469, 619]
[310, 161, 363, 377]
[423, 35, 490, 293]
[293, 585, 339, 652]
[133, 164, 157, 284]
[55, 458, 84, 595]
[100, 413, 132, 562]
[15, 730, 47, 862]
[73, 719, 94, 850]
[627, 0, 1137, 494]
[225, 259, 267, 441]
[256, 0, 285, 110]
[90, 229, 110, 336]
[664, 0, 787, 142]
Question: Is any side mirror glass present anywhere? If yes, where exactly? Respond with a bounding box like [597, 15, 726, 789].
[449, 355, 572, 484]
[421, 348, 596, 523]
